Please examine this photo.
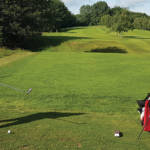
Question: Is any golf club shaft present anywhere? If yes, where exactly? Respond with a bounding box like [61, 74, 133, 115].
[137, 116, 150, 140]
[137, 128, 144, 140]
[0, 82, 24, 92]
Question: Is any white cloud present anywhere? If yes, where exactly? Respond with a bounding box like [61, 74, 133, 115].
[115, 0, 148, 8]
[61, 0, 72, 3]
[114, 0, 150, 15]
[61, 0, 150, 15]
[62, 0, 69, 1]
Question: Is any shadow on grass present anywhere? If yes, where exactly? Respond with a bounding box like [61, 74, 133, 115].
[123, 36, 150, 39]
[85, 47, 127, 54]
[23, 35, 90, 52]
[0, 112, 85, 128]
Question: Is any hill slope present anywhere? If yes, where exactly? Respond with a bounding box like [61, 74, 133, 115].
[40, 26, 150, 54]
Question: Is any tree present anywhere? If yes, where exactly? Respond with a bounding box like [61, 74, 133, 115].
[2, 0, 40, 48]
[110, 7, 124, 16]
[100, 14, 112, 28]
[134, 17, 150, 30]
[1, 0, 50, 48]
[90, 1, 110, 25]
[0, 0, 77, 48]
[55, 1, 76, 29]
[0, 0, 3, 46]
[79, 5, 92, 25]
[42, 0, 75, 32]
[63, 12, 76, 28]
[111, 10, 134, 34]
[75, 14, 84, 26]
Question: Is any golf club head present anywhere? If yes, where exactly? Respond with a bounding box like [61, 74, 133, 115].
[26, 88, 32, 95]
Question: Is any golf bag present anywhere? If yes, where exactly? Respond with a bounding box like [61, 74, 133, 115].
[137, 93, 150, 131]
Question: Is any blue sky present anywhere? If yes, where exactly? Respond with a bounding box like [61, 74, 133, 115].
[61, 0, 150, 15]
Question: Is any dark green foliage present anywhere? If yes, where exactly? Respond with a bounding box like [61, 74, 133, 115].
[134, 17, 150, 30]
[90, 1, 110, 25]
[0, 0, 4, 46]
[0, 0, 76, 49]
[50, 0, 76, 31]
[111, 10, 134, 33]
[130, 12, 148, 19]
[100, 10, 134, 33]
[78, 1, 110, 26]
[100, 15, 112, 28]
[79, 5, 92, 26]
[110, 7, 124, 16]
[100, 6, 150, 33]
[1, 0, 44, 48]
[40, 0, 76, 32]
[128, 11, 150, 30]
[110, 10, 150, 33]
[75, 14, 86, 26]
[78, 1, 150, 32]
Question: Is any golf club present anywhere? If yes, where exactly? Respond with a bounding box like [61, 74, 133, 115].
[0, 82, 32, 95]
[137, 116, 150, 140]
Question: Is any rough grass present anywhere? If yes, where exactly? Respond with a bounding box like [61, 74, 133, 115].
[0, 26, 150, 150]
[0, 49, 33, 67]
[0, 48, 16, 58]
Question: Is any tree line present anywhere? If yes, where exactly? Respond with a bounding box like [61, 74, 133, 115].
[77, 1, 150, 33]
[0, 0, 150, 49]
[0, 0, 76, 48]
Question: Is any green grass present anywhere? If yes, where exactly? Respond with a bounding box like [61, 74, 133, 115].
[0, 48, 16, 58]
[1, 26, 150, 149]
[40, 26, 150, 54]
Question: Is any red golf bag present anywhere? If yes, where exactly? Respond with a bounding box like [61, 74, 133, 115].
[144, 99, 150, 131]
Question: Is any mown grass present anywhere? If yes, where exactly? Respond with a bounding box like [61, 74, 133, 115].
[38, 26, 150, 54]
[0, 26, 150, 150]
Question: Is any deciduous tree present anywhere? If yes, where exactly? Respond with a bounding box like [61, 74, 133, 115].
[79, 5, 92, 25]
[90, 1, 110, 25]
[111, 10, 134, 34]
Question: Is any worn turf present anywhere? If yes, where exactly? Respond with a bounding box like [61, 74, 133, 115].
[0, 26, 150, 150]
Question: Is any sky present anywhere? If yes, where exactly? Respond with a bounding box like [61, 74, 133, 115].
[61, 0, 150, 16]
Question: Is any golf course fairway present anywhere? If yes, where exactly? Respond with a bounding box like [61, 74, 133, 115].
[0, 26, 150, 149]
